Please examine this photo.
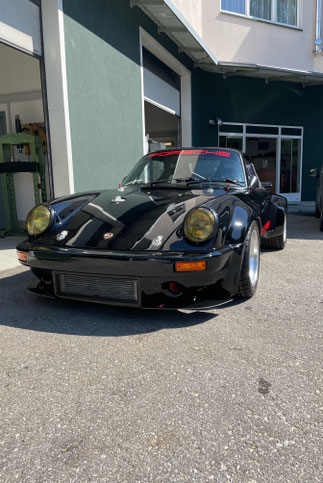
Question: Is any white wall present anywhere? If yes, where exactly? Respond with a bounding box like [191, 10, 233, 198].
[171, 0, 323, 74]
[41, 0, 74, 197]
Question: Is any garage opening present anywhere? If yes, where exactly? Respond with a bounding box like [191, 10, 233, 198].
[0, 44, 49, 235]
[0, 0, 51, 236]
[143, 47, 181, 152]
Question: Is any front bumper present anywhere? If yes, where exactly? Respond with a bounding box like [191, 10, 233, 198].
[17, 241, 243, 308]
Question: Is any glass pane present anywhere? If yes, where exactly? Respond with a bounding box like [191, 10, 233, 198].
[277, 0, 297, 26]
[122, 149, 246, 186]
[219, 136, 243, 151]
[280, 139, 301, 193]
[219, 124, 243, 133]
[246, 137, 277, 191]
[281, 127, 302, 136]
[250, 0, 272, 20]
[246, 126, 279, 135]
[221, 0, 245, 14]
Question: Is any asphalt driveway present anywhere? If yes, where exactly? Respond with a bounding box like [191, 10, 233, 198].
[0, 213, 322, 482]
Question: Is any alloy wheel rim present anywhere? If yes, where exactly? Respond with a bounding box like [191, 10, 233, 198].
[249, 229, 259, 287]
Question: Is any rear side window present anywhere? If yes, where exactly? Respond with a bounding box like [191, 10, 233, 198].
[244, 158, 260, 186]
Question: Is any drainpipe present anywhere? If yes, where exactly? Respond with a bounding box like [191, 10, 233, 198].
[315, 0, 322, 53]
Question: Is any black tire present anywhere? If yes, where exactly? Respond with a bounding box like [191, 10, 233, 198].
[236, 221, 260, 298]
[315, 202, 320, 218]
[261, 213, 287, 250]
[319, 209, 323, 232]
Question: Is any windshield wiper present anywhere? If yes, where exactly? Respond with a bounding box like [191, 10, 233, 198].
[122, 179, 143, 187]
[145, 178, 236, 187]
[173, 177, 205, 185]
[126, 177, 244, 188]
[211, 179, 244, 186]
[144, 178, 202, 187]
[174, 178, 245, 187]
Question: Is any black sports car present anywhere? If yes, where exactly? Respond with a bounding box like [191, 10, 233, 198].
[17, 148, 287, 309]
[310, 163, 323, 231]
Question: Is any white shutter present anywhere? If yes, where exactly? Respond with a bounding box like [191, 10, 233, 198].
[144, 68, 180, 116]
[0, 0, 41, 56]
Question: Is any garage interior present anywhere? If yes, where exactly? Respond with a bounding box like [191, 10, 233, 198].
[0, 42, 47, 233]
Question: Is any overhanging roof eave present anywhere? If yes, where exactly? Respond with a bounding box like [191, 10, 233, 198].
[131, 1, 323, 85]
[130, 0, 219, 66]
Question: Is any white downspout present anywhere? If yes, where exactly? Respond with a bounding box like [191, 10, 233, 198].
[315, 0, 322, 53]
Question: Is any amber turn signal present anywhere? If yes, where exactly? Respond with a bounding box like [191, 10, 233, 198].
[175, 261, 206, 272]
[17, 251, 27, 263]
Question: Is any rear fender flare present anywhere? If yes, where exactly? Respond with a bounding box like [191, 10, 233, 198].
[264, 203, 286, 239]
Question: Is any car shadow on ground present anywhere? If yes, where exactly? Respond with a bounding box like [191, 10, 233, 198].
[0, 271, 226, 337]
[0, 235, 26, 250]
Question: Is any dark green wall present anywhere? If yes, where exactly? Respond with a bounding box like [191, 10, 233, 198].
[63, 0, 192, 192]
[63, 0, 320, 201]
[192, 71, 322, 201]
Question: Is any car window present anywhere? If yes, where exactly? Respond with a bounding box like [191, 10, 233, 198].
[244, 157, 261, 187]
[244, 161, 253, 185]
[123, 149, 246, 186]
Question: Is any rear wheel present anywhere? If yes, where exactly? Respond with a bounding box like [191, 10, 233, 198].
[315, 201, 320, 218]
[236, 221, 260, 298]
[319, 209, 323, 232]
[262, 213, 287, 250]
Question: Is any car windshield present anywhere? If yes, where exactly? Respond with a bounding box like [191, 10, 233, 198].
[122, 149, 246, 187]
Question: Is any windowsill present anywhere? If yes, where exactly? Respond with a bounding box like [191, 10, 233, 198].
[220, 10, 302, 31]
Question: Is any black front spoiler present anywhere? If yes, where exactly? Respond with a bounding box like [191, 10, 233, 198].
[27, 278, 234, 311]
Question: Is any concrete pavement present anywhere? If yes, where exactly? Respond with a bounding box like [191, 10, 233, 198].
[0, 214, 322, 482]
[0, 236, 25, 272]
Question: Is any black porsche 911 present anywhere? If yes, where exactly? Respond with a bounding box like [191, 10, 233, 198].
[310, 163, 323, 231]
[17, 148, 287, 309]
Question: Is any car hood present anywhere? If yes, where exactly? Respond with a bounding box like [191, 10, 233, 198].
[50, 186, 237, 251]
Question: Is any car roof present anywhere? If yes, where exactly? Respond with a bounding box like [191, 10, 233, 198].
[147, 147, 242, 156]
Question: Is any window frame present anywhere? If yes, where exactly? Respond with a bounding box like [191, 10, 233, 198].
[221, 0, 301, 29]
[218, 122, 304, 202]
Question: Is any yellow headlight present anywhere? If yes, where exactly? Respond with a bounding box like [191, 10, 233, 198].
[184, 208, 215, 243]
[26, 205, 51, 236]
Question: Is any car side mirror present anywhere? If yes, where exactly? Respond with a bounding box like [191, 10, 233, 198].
[309, 168, 319, 178]
[262, 181, 273, 188]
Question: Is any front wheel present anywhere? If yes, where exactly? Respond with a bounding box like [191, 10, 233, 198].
[236, 221, 260, 298]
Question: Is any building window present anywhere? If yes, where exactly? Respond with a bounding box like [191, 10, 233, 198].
[250, 0, 271, 21]
[221, 0, 245, 14]
[218, 123, 303, 202]
[277, 0, 297, 26]
[221, 0, 298, 27]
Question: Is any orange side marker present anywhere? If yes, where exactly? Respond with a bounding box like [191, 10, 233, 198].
[175, 261, 206, 272]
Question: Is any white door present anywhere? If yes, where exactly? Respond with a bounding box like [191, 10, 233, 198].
[279, 138, 302, 202]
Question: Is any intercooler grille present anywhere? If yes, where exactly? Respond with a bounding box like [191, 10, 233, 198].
[55, 273, 138, 304]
